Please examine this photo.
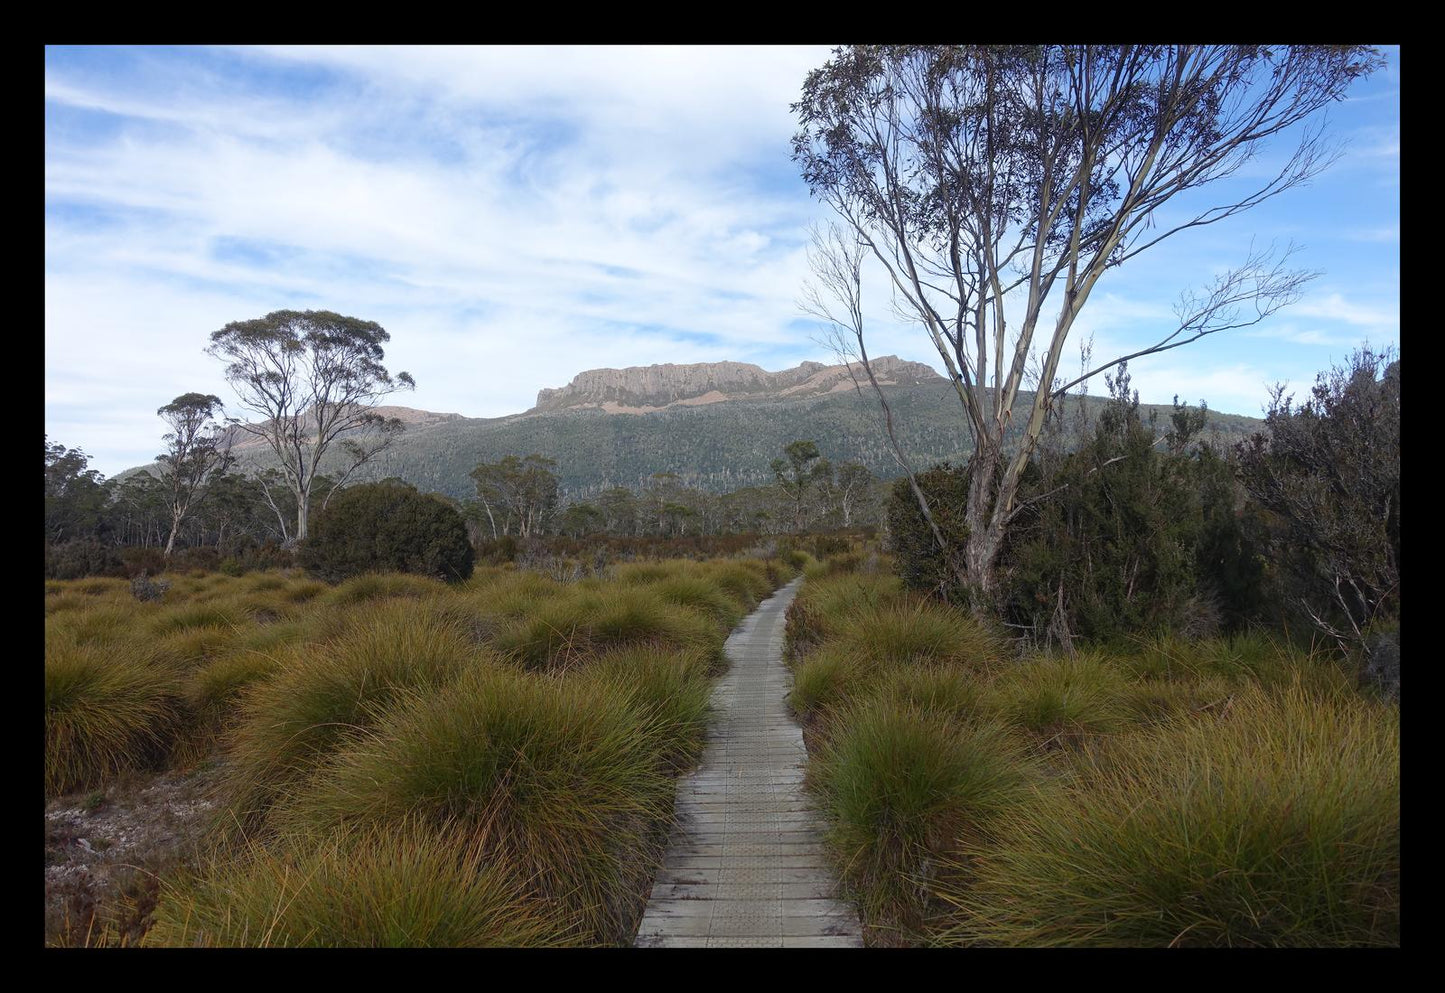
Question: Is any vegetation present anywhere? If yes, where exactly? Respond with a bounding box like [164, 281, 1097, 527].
[44, 552, 800, 946]
[795, 44, 1383, 607]
[206, 309, 415, 544]
[785, 564, 1397, 947]
[299, 479, 474, 583]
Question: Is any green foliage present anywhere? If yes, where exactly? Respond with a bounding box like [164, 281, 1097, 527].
[999, 366, 1264, 645]
[1236, 347, 1400, 654]
[222, 601, 484, 830]
[45, 437, 110, 544]
[277, 665, 675, 944]
[885, 461, 971, 599]
[45, 538, 126, 580]
[810, 700, 1034, 937]
[300, 480, 474, 583]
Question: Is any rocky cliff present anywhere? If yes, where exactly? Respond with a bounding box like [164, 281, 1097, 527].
[533, 356, 941, 412]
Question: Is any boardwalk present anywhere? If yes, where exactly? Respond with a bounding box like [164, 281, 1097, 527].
[634, 577, 863, 948]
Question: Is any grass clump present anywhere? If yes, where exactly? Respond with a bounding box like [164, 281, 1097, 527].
[494, 586, 719, 670]
[809, 699, 1035, 939]
[941, 680, 1399, 947]
[222, 601, 486, 829]
[45, 639, 178, 796]
[833, 600, 1001, 670]
[148, 820, 563, 947]
[580, 646, 714, 773]
[988, 651, 1131, 745]
[279, 666, 674, 944]
[322, 571, 450, 606]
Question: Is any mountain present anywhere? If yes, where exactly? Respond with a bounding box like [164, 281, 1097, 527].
[124, 357, 1265, 502]
[533, 356, 941, 412]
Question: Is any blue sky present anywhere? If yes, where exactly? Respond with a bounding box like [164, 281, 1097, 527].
[45, 46, 1399, 479]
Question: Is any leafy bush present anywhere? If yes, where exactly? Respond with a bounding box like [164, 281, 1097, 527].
[300, 480, 474, 583]
[884, 461, 972, 600]
[45, 539, 127, 580]
[1236, 347, 1399, 663]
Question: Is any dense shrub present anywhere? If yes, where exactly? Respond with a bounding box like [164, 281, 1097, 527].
[45, 539, 126, 580]
[1236, 347, 1400, 662]
[998, 373, 1264, 646]
[300, 481, 474, 583]
[884, 462, 971, 600]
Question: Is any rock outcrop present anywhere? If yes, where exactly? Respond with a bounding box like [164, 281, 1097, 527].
[533, 356, 940, 412]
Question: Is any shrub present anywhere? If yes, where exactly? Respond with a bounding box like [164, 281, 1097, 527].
[301, 481, 474, 583]
[45, 539, 126, 580]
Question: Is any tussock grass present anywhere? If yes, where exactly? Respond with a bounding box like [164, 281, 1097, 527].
[148, 602, 243, 638]
[153, 624, 241, 669]
[322, 571, 449, 606]
[222, 601, 486, 829]
[580, 646, 715, 773]
[45, 639, 178, 796]
[72, 577, 132, 597]
[707, 560, 774, 606]
[650, 574, 745, 627]
[834, 600, 1001, 670]
[494, 586, 719, 670]
[988, 651, 1131, 744]
[809, 699, 1035, 938]
[148, 820, 564, 947]
[789, 645, 866, 723]
[47, 604, 150, 646]
[281, 578, 327, 604]
[279, 666, 674, 944]
[786, 572, 905, 654]
[45, 591, 94, 615]
[939, 680, 1399, 947]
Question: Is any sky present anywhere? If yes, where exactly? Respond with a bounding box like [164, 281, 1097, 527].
[45, 45, 1400, 479]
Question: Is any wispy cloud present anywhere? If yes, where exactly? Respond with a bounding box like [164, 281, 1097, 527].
[45, 45, 1400, 478]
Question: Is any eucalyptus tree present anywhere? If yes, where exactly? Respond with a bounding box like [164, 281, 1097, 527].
[771, 440, 831, 532]
[206, 310, 414, 545]
[155, 393, 234, 556]
[795, 44, 1384, 609]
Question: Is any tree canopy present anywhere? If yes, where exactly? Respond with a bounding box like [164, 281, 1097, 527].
[795, 44, 1384, 609]
[207, 309, 414, 544]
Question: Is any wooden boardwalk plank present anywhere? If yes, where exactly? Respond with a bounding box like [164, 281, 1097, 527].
[633, 577, 862, 948]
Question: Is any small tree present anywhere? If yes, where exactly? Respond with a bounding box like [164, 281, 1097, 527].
[833, 461, 875, 528]
[206, 310, 414, 546]
[155, 393, 234, 557]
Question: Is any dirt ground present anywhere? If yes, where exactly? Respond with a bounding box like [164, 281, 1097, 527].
[44, 760, 227, 946]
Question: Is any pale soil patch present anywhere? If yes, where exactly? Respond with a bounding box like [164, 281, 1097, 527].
[44, 760, 227, 946]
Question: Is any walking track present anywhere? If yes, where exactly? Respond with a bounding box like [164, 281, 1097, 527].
[633, 577, 863, 948]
